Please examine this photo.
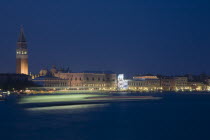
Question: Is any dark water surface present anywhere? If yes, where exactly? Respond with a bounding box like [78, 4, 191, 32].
[1, 93, 210, 140]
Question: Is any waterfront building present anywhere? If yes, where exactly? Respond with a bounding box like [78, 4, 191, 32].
[34, 66, 117, 90]
[128, 78, 161, 91]
[0, 73, 30, 82]
[188, 82, 206, 91]
[32, 76, 68, 88]
[54, 72, 117, 90]
[160, 78, 174, 91]
[173, 77, 189, 91]
[128, 76, 189, 92]
[161, 77, 189, 91]
[16, 26, 28, 75]
[0, 74, 32, 90]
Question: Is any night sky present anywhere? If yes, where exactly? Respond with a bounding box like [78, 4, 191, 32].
[0, 0, 210, 76]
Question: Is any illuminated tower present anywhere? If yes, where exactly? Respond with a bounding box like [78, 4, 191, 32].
[16, 26, 28, 75]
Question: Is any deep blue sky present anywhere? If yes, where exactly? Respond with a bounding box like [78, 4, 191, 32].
[0, 0, 210, 75]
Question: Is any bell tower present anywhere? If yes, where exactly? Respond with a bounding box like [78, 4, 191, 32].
[16, 26, 28, 75]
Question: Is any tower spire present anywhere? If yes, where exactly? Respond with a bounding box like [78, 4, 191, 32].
[18, 25, 26, 42]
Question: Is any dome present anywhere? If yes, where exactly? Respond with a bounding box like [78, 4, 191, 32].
[39, 69, 49, 76]
[50, 65, 58, 75]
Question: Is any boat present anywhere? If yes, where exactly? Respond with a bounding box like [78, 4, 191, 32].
[0, 91, 9, 101]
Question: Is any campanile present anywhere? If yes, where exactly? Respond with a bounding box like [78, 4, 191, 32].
[16, 26, 28, 75]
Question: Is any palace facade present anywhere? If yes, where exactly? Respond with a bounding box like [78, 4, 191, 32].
[55, 72, 116, 90]
[32, 66, 117, 90]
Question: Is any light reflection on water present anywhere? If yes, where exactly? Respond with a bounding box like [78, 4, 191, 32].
[25, 103, 109, 114]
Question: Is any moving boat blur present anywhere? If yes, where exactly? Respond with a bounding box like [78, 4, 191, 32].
[17, 94, 162, 108]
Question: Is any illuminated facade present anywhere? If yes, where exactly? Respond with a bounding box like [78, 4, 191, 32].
[160, 78, 174, 91]
[117, 74, 129, 90]
[54, 72, 117, 90]
[174, 77, 189, 91]
[188, 82, 206, 91]
[33, 76, 68, 87]
[35, 66, 117, 90]
[161, 77, 189, 91]
[128, 76, 192, 92]
[16, 26, 28, 75]
[128, 79, 161, 91]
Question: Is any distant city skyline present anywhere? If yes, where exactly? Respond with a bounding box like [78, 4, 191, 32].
[0, 0, 210, 75]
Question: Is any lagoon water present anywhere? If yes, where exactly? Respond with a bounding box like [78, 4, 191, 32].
[1, 93, 210, 140]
